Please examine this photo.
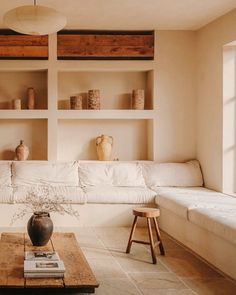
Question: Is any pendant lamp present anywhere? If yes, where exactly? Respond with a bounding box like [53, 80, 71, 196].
[3, 0, 67, 35]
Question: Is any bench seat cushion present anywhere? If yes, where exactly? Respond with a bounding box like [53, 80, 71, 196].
[85, 186, 156, 204]
[13, 185, 86, 204]
[189, 207, 236, 245]
[154, 187, 235, 219]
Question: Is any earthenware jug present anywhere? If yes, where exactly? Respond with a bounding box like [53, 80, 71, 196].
[27, 211, 53, 246]
[15, 140, 29, 161]
[96, 134, 113, 161]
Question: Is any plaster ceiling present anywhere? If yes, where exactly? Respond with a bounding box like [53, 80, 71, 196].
[0, 0, 236, 31]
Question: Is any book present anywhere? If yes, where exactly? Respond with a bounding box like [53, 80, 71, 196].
[25, 251, 60, 261]
[24, 272, 64, 278]
[24, 260, 65, 273]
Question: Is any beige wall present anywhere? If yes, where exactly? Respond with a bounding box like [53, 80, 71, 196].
[197, 9, 236, 191]
[156, 31, 197, 162]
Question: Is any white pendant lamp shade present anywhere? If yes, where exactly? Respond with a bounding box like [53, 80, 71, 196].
[3, 5, 67, 35]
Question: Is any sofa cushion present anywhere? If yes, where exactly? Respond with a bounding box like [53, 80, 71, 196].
[0, 161, 12, 186]
[13, 185, 86, 204]
[12, 161, 79, 187]
[78, 162, 146, 187]
[84, 186, 156, 204]
[154, 187, 233, 219]
[189, 207, 236, 246]
[0, 186, 13, 203]
[111, 163, 145, 187]
[78, 162, 112, 186]
[142, 160, 203, 187]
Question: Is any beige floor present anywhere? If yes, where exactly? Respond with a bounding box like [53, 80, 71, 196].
[1, 226, 236, 294]
[68, 226, 236, 295]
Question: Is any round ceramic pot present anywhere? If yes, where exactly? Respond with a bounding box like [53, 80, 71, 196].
[27, 211, 53, 246]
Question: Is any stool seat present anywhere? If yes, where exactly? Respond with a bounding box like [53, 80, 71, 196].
[126, 207, 165, 264]
[133, 208, 160, 218]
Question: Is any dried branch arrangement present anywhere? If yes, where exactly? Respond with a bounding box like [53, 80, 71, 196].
[11, 186, 79, 224]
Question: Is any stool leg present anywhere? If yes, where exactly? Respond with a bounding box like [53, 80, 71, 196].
[126, 216, 138, 253]
[147, 218, 157, 264]
[153, 217, 165, 255]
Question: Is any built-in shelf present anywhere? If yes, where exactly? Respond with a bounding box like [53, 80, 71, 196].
[0, 70, 48, 110]
[0, 119, 47, 160]
[58, 70, 154, 110]
[0, 33, 157, 161]
[57, 119, 153, 161]
[57, 110, 155, 120]
[0, 110, 49, 119]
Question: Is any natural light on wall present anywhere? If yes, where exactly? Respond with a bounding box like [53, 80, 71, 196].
[223, 42, 236, 194]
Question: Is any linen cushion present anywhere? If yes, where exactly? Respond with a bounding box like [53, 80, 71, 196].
[154, 187, 233, 219]
[13, 185, 86, 204]
[189, 207, 236, 246]
[84, 186, 156, 204]
[142, 160, 203, 187]
[111, 163, 145, 187]
[78, 162, 146, 187]
[0, 186, 14, 203]
[12, 161, 79, 186]
[78, 162, 112, 187]
[0, 161, 12, 186]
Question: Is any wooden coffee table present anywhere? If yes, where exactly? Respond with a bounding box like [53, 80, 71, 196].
[0, 232, 99, 294]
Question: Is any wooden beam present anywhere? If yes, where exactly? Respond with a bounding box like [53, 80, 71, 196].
[0, 30, 48, 59]
[57, 30, 154, 60]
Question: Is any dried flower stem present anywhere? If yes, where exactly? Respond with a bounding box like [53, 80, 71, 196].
[11, 186, 79, 225]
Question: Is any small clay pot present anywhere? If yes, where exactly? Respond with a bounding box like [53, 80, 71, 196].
[15, 140, 29, 161]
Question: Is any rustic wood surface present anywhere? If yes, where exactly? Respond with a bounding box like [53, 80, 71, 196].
[51, 233, 99, 288]
[0, 232, 99, 291]
[57, 32, 154, 59]
[0, 233, 25, 287]
[0, 33, 48, 58]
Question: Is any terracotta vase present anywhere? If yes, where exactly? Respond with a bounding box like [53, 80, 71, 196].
[27, 87, 35, 109]
[27, 212, 53, 246]
[96, 134, 113, 161]
[15, 140, 29, 161]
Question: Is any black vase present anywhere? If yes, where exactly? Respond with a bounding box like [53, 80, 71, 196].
[27, 211, 53, 246]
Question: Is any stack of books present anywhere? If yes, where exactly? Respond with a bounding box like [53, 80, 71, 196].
[24, 251, 65, 278]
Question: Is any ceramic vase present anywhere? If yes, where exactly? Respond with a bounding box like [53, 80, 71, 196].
[27, 87, 35, 109]
[132, 89, 145, 110]
[96, 134, 113, 161]
[27, 211, 53, 246]
[15, 140, 29, 161]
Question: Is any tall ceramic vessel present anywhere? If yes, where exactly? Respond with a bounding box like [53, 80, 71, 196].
[15, 140, 29, 160]
[96, 134, 113, 161]
[27, 87, 35, 109]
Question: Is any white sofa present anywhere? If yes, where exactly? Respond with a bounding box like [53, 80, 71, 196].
[0, 159, 235, 279]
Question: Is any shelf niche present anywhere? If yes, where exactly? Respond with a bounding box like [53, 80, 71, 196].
[0, 119, 47, 160]
[58, 70, 153, 110]
[58, 119, 153, 161]
[0, 70, 48, 110]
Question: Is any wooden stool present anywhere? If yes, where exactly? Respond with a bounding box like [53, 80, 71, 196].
[126, 208, 165, 264]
